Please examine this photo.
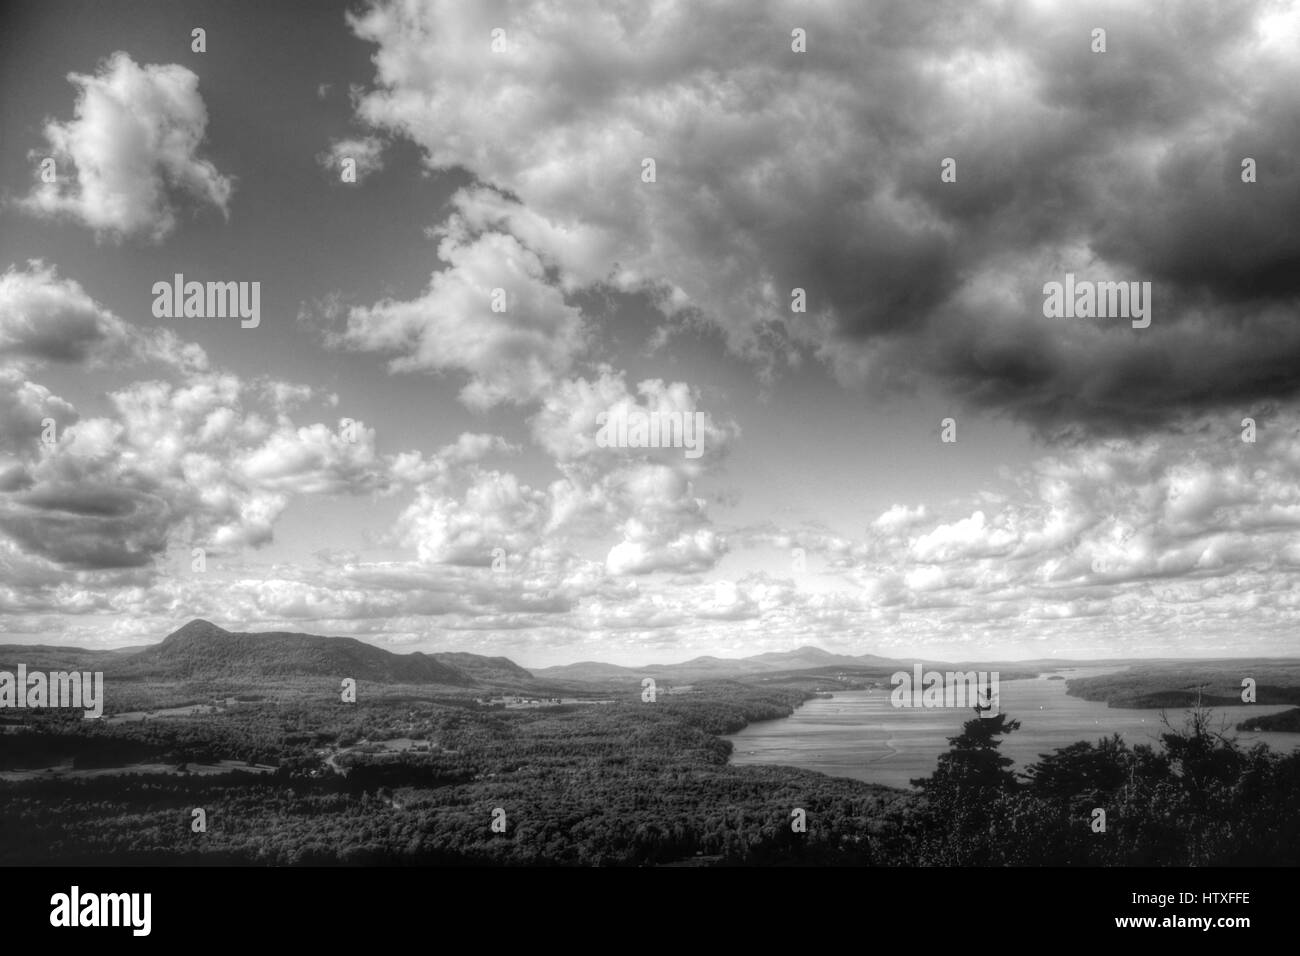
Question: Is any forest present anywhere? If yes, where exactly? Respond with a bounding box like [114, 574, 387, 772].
[2, 679, 1298, 865]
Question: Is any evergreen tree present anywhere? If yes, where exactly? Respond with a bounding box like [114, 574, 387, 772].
[913, 711, 1022, 796]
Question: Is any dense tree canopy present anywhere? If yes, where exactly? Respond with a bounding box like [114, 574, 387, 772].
[3, 684, 1298, 866]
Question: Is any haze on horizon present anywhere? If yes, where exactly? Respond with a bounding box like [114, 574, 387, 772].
[3, 0, 1300, 668]
[10, 619, 1300, 673]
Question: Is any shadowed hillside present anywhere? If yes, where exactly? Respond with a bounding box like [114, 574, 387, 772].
[109, 620, 478, 685]
[1066, 660, 1300, 708]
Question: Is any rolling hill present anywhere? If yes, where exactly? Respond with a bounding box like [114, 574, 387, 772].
[532, 645, 912, 683]
[109, 620, 479, 684]
[427, 651, 534, 684]
[0, 644, 124, 673]
[4, 624, 1139, 692]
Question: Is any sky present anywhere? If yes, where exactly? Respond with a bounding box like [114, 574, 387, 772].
[1, 0, 1299, 666]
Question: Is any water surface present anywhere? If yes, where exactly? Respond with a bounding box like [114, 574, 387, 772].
[725, 668, 1300, 789]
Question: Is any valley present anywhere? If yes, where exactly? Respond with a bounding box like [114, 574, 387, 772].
[3, 621, 1300, 866]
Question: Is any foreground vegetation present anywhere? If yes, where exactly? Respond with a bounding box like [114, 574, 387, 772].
[1066, 661, 1300, 708]
[2, 679, 1298, 865]
[893, 706, 1300, 865]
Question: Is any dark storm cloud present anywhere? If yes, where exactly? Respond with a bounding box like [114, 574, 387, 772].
[822, 0, 1300, 433]
[0, 481, 173, 569]
[346, 0, 1300, 435]
[0, 262, 208, 371]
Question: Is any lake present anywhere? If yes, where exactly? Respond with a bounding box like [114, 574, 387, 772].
[724, 668, 1300, 789]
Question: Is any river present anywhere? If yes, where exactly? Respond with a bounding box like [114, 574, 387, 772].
[724, 667, 1300, 789]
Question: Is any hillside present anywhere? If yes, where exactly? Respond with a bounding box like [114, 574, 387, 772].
[1066, 660, 1300, 708]
[1239, 707, 1300, 733]
[106, 620, 476, 686]
[531, 660, 644, 682]
[0, 621, 544, 691]
[0, 644, 123, 672]
[428, 652, 534, 684]
[530, 646, 1053, 684]
[532, 647, 902, 683]
[748, 646, 894, 669]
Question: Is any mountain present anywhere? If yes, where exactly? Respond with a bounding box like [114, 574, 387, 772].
[108, 620, 484, 686]
[2, 623, 1076, 690]
[748, 646, 882, 670]
[428, 652, 534, 684]
[532, 645, 911, 683]
[0, 644, 122, 672]
[529, 661, 646, 682]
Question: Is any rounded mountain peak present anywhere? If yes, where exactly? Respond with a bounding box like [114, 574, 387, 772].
[164, 619, 230, 642]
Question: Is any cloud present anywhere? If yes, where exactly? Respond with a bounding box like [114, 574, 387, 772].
[526, 370, 737, 575]
[0, 371, 447, 570]
[393, 453, 732, 577]
[837, 409, 1300, 643]
[0, 367, 77, 457]
[390, 370, 736, 577]
[606, 522, 726, 576]
[16, 51, 233, 242]
[910, 511, 1016, 563]
[10, 407, 1300, 659]
[438, 432, 520, 464]
[239, 421, 391, 495]
[0, 261, 208, 371]
[596, 462, 727, 575]
[397, 470, 549, 566]
[346, 0, 1300, 433]
[529, 369, 736, 464]
[336, 213, 588, 409]
[0, 468, 174, 569]
[873, 504, 930, 535]
[12, 0, 1300, 662]
[317, 135, 385, 182]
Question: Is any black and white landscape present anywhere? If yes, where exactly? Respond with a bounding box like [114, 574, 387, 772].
[2, 0, 1300, 869]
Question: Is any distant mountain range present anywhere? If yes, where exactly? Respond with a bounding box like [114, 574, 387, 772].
[533, 645, 909, 683]
[114, 620, 483, 685]
[0, 620, 530, 688]
[0, 620, 1167, 689]
[2, 626, 907, 688]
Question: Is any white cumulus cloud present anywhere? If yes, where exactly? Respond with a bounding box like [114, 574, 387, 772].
[17, 52, 233, 242]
